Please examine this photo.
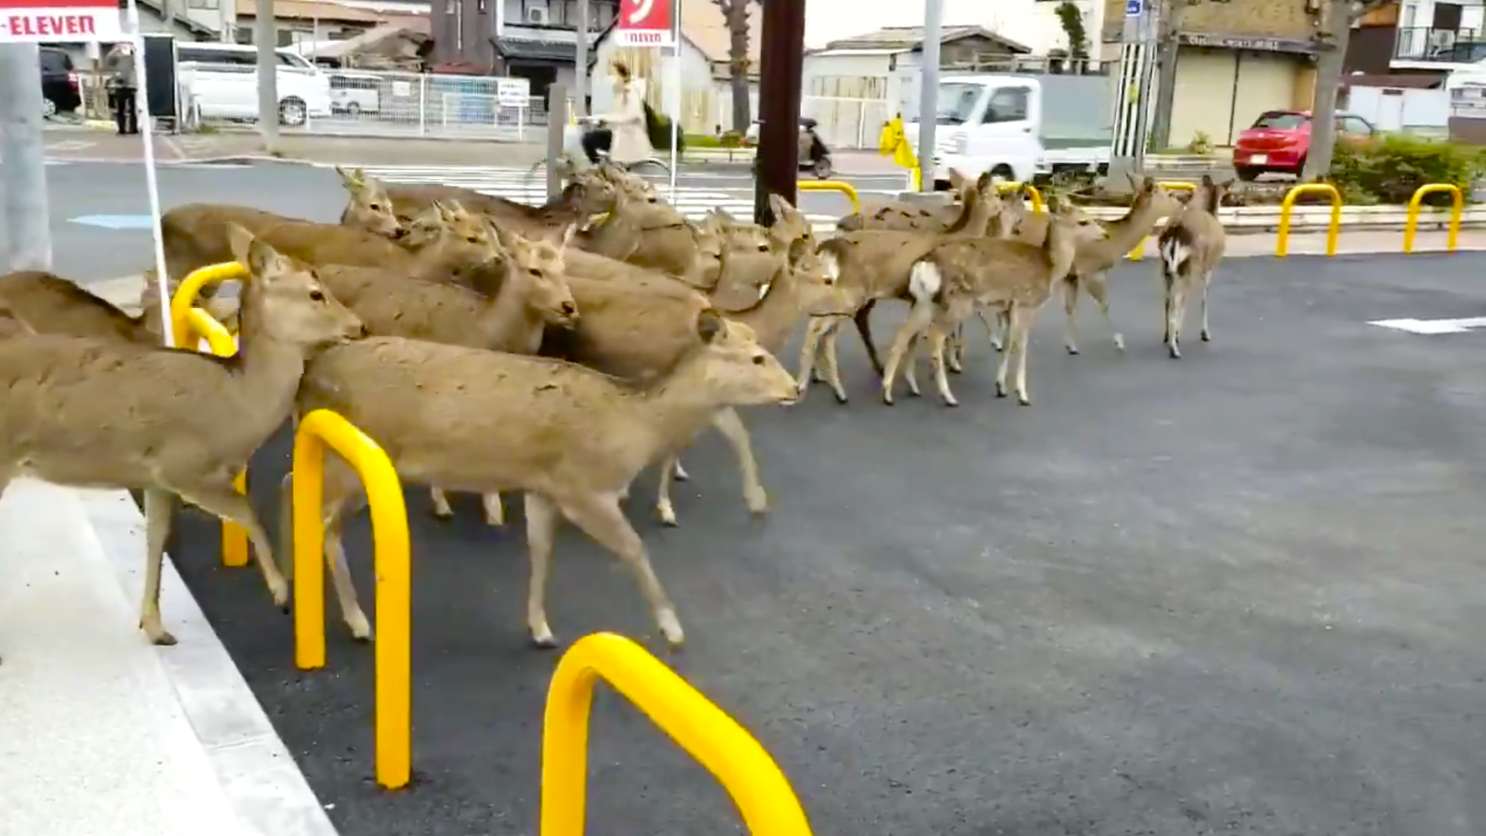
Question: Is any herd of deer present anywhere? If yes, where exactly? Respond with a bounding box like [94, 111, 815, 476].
[0, 158, 1233, 660]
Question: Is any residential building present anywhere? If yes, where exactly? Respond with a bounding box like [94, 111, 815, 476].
[801, 25, 1033, 138]
[1101, 0, 1324, 146]
[429, 0, 615, 80]
[587, 0, 760, 134]
[234, 0, 390, 46]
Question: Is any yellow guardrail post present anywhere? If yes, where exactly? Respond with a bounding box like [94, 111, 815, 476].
[1404, 183, 1464, 254]
[292, 408, 412, 790]
[541, 632, 814, 836]
[172, 263, 251, 568]
[1129, 181, 1198, 261]
[994, 181, 1045, 213]
[1277, 183, 1342, 258]
[796, 180, 860, 215]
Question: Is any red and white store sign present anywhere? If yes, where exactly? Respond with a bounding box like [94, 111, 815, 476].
[615, 0, 674, 47]
[0, 0, 124, 42]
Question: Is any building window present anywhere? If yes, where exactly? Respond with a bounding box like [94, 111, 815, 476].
[235, 26, 253, 44]
[276, 29, 294, 47]
[186, 0, 219, 9]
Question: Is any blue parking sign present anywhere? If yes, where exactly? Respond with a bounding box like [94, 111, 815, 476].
[1126, 0, 1142, 16]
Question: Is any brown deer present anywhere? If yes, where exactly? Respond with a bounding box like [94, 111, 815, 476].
[880, 195, 1101, 406]
[837, 169, 981, 232]
[0, 225, 364, 649]
[287, 310, 798, 648]
[362, 166, 618, 241]
[0, 271, 169, 346]
[1000, 173, 1182, 356]
[1157, 174, 1231, 359]
[333, 166, 405, 239]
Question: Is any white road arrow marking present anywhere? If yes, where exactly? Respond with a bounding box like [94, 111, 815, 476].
[1369, 317, 1486, 334]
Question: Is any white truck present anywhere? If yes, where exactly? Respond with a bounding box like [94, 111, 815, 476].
[904, 72, 1113, 188]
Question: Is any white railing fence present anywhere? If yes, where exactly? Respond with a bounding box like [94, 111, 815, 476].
[186, 67, 551, 141]
[799, 95, 893, 149]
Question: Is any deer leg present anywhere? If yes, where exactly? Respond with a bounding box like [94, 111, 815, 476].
[881, 301, 934, 405]
[481, 492, 505, 526]
[178, 480, 288, 610]
[140, 488, 178, 646]
[655, 451, 681, 526]
[1169, 278, 1190, 360]
[429, 486, 454, 519]
[797, 317, 825, 396]
[946, 324, 965, 374]
[523, 492, 561, 648]
[928, 321, 959, 407]
[822, 320, 848, 403]
[557, 492, 684, 647]
[1011, 307, 1035, 405]
[1200, 269, 1214, 342]
[1162, 273, 1173, 345]
[1084, 270, 1125, 351]
[904, 333, 922, 398]
[853, 300, 885, 378]
[712, 407, 767, 516]
[1063, 277, 1087, 356]
[996, 309, 1017, 399]
[323, 488, 374, 641]
[672, 459, 689, 481]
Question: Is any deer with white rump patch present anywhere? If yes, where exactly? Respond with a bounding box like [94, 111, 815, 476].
[0, 225, 365, 652]
[880, 194, 1100, 406]
[1157, 174, 1231, 359]
[286, 309, 798, 648]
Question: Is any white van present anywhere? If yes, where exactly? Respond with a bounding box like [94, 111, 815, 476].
[328, 70, 382, 116]
[177, 42, 332, 127]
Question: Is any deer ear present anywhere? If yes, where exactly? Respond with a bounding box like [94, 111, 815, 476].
[787, 236, 809, 265]
[696, 308, 724, 344]
[335, 166, 365, 192]
[226, 223, 256, 268]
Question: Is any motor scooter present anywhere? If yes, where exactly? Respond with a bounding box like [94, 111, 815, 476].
[748, 117, 834, 179]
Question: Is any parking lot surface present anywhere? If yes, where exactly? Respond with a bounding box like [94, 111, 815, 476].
[168, 252, 1486, 836]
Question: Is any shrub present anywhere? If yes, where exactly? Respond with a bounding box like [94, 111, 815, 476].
[1330, 134, 1485, 206]
[1186, 130, 1214, 155]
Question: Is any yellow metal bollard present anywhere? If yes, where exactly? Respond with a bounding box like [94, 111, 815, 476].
[172, 263, 251, 568]
[995, 181, 1045, 213]
[1276, 183, 1342, 258]
[292, 409, 412, 790]
[1404, 183, 1464, 254]
[1130, 181, 1199, 261]
[541, 632, 814, 836]
[797, 180, 861, 215]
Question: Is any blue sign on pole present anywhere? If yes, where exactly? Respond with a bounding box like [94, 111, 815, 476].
[1126, 0, 1142, 17]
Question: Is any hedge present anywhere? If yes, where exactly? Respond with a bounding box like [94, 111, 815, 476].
[1329, 134, 1485, 206]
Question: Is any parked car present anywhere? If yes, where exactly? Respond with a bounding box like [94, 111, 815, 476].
[177, 42, 331, 127]
[328, 71, 382, 117]
[1232, 110, 1376, 181]
[39, 46, 81, 117]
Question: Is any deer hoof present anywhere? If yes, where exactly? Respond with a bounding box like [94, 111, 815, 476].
[1066, 345, 1080, 355]
[530, 633, 559, 650]
[1168, 343, 1181, 359]
[1201, 330, 1211, 342]
[1018, 395, 1032, 406]
[1113, 334, 1126, 351]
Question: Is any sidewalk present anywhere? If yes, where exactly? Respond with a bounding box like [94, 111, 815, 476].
[0, 479, 337, 836]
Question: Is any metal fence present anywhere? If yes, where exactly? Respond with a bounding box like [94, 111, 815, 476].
[186, 68, 554, 141]
[799, 95, 893, 150]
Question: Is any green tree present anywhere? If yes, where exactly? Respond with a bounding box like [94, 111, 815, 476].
[1054, 1, 1089, 72]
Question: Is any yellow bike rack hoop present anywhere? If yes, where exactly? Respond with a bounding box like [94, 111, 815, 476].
[1276, 183, 1342, 258]
[995, 181, 1046, 214]
[1404, 183, 1464, 254]
[797, 180, 861, 216]
[291, 408, 412, 790]
[172, 264, 250, 568]
[541, 632, 815, 836]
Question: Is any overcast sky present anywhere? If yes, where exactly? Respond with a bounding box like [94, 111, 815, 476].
[803, 0, 1025, 49]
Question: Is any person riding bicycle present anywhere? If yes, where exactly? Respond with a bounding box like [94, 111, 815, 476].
[579, 61, 653, 167]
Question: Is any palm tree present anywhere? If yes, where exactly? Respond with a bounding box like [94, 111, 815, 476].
[713, 0, 754, 133]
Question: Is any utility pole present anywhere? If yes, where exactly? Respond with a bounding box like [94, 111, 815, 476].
[1147, 0, 1184, 152]
[1107, 0, 1160, 184]
[0, 44, 54, 272]
[1303, 0, 1362, 181]
[915, 0, 942, 192]
[753, 0, 805, 224]
[256, 0, 280, 153]
[574, 0, 589, 116]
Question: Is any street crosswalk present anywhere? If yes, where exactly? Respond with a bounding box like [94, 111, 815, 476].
[332, 165, 841, 228]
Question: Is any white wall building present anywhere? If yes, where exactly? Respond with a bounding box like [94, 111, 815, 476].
[991, 0, 1104, 57]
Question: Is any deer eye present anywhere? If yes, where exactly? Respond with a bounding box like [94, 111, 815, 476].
[309, 289, 326, 302]
[528, 268, 542, 276]
[752, 355, 765, 365]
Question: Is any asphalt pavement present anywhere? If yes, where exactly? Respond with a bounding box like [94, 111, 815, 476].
[159, 247, 1486, 835]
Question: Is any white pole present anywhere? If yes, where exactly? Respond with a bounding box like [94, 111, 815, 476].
[666, 0, 680, 201]
[125, 1, 176, 348]
[0, 43, 53, 272]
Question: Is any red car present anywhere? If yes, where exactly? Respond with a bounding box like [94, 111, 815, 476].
[1232, 110, 1375, 181]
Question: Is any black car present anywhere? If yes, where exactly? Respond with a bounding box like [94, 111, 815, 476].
[40, 47, 81, 116]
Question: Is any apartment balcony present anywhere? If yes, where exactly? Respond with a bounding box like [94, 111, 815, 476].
[1393, 25, 1486, 70]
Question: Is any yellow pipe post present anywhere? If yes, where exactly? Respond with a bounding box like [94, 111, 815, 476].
[1276, 183, 1342, 258]
[291, 409, 412, 790]
[1403, 183, 1463, 254]
[541, 633, 814, 836]
[172, 263, 251, 568]
[1129, 181, 1198, 261]
[797, 180, 861, 215]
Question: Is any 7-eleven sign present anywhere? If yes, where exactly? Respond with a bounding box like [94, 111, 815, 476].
[616, 0, 674, 47]
[0, 0, 124, 42]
